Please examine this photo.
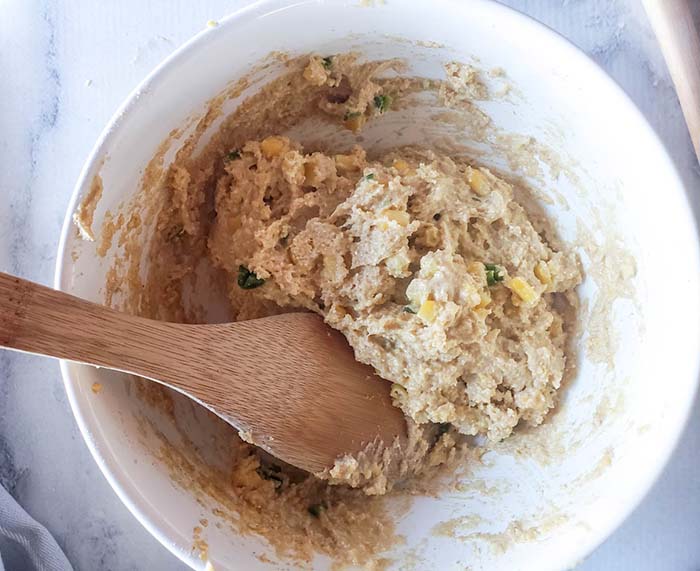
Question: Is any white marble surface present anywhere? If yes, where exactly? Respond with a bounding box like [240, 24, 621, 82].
[0, 1, 698, 569]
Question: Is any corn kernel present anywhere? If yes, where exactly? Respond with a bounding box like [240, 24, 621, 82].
[344, 113, 365, 133]
[476, 289, 491, 309]
[509, 277, 538, 304]
[383, 209, 410, 226]
[467, 261, 484, 274]
[334, 154, 356, 172]
[260, 136, 286, 158]
[469, 169, 489, 196]
[418, 299, 438, 323]
[534, 260, 552, 285]
[393, 159, 411, 175]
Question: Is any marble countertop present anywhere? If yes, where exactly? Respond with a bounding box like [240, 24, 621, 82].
[1, 1, 698, 569]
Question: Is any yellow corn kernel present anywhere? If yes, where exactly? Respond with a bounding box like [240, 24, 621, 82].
[509, 277, 538, 304]
[476, 289, 491, 309]
[260, 136, 286, 158]
[383, 209, 410, 226]
[423, 226, 440, 247]
[418, 299, 438, 323]
[469, 168, 489, 196]
[344, 113, 365, 133]
[393, 159, 411, 175]
[334, 154, 356, 172]
[534, 260, 552, 285]
[467, 261, 484, 274]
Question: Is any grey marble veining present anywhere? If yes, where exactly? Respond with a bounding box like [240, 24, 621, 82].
[0, 1, 698, 570]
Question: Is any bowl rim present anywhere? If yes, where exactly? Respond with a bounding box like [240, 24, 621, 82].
[55, 0, 700, 569]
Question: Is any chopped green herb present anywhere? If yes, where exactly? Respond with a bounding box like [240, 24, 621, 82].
[237, 265, 266, 289]
[436, 423, 451, 437]
[433, 213, 442, 221]
[226, 150, 241, 161]
[308, 503, 326, 518]
[343, 110, 362, 121]
[373, 94, 392, 113]
[484, 263, 504, 286]
[322, 56, 333, 69]
[403, 306, 417, 314]
[363, 173, 375, 181]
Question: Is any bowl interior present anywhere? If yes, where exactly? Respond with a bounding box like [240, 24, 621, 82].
[57, 1, 700, 570]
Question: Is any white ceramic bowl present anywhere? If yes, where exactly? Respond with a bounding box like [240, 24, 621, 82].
[56, 1, 700, 570]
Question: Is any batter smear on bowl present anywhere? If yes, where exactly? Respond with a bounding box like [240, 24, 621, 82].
[86, 53, 582, 565]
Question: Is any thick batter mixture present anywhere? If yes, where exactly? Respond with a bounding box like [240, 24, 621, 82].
[83, 53, 582, 566]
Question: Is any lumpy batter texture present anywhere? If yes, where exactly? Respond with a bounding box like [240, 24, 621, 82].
[91, 53, 582, 565]
[208, 138, 580, 447]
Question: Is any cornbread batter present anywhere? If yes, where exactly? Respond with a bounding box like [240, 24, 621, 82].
[85, 53, 581, 565]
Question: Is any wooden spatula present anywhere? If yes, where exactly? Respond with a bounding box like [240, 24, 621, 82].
[0, 272, 407, 474]
[643, 0, 700, 164]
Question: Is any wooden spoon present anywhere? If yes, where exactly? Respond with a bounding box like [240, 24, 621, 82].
[0, 272, 407, 474]
[643, 0, 700, 164]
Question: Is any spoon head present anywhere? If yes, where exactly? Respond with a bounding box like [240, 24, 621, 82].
[184, 313, 407, 475]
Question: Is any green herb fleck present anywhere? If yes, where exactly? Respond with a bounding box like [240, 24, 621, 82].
[322, 56, 333, 69]
[436, 422, 451, 437]
[484, 263, 504, 286]
[373, 94, 392, 113]
[308, 503, 326, 518]
[226, 149, 241, 161]
[343, 110, 362, 121]
[363, 173, 375, 181]
[237, 265, 265, 289]
[403, 306, 417, 314]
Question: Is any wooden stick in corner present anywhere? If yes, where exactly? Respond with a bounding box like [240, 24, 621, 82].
[643, 0, 700, 164]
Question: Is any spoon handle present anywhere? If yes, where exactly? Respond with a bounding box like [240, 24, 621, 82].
[0, 271, 407, 473]
[644, 0, 700, 164]
[0, 271, 186, 380]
